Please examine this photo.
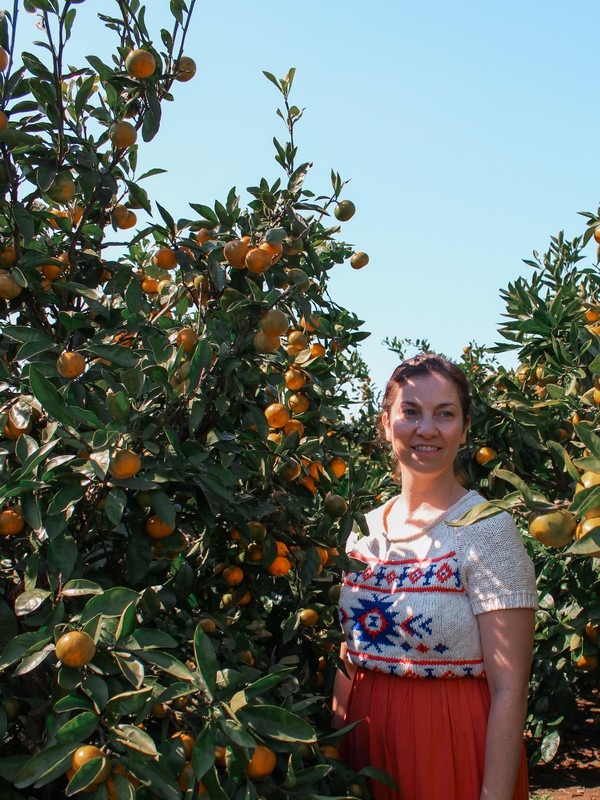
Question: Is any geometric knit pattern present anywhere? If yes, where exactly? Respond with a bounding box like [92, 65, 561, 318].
[339, 491, 539, 679]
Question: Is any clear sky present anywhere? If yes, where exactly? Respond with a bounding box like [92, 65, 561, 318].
[20, 1, 600, 395]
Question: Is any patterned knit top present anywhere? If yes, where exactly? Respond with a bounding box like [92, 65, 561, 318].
[338, 490, 538, 679]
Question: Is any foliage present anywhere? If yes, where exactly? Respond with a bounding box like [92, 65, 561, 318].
[0, 2, 378, 798]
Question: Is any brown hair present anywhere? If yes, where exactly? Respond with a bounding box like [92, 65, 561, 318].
[381, 353, 472, 423]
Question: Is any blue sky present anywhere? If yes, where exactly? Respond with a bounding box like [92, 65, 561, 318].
[21, 1, 600, 394]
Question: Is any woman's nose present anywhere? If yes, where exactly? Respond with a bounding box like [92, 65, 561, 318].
[416, 415, 436, 435]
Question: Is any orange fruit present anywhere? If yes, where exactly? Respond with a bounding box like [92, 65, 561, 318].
[575, 654, 598, 671]
[222, 565, 244, 586]
[141, 276, 159, 293]
[285, 368, 306, 390]
[260, 309, 289, 336]
[175, 55, 196, 82]
[199, 617, 217, 634]
[350, 251, 369, 270]
[310, 342, 326, 358]
[594, 225, 600, 245]
[109, 120, 137, 148]
[171, 731, 196, 758]
[584, 622, 598, 644]
[585, 307, 599, 323]
[299, 475, 318, 494]
[196, 228, 214, 245]
[320, 745, 340, 759]
[528, 509, 576, 547]
[40, 262, 64, 280]
[176, 327, 198, 354]
[279, 460, 301, 481]
[474, 446, 496, 466]
[108, 449, 141, 480]
[300, 313, 321, 332]
[324, 493, 348, 518]
[288, 393, 309, 414]
[57, 350, 86, 378]
[283, 419, 304, 437]
[223, 237, 251, 269]
[71, 745, 111, 786]
[145, 514, 176, 539]
[4, 415, 32, 440]
[314, 545, 329, 566]
[153, 248, 178, 270]
[47, 171, 75, 203]
[0, 47, 8, 72]
[247, 745, 277, 780]
[299, 608, 319, 626]
[125, 49, 156, 79]
[0, 111, 8, 131]
[288, 330, 308, 349]
[0, 244, 16, 266]
[245, 247, 273, 274]
[267, 555, 292, 576]
[328, 457, 347, 478]
[112, 205, 137, 229]
[56, 631, 96, 668]
[286, 267, 310, 292]
[253, 332, 281, 353]
[0, 507, 25, 536]
[247, 520, 267, 540]
[333, 200, 355, 221]
[258, 240, 283, 264]
[264, 403, 291, 429]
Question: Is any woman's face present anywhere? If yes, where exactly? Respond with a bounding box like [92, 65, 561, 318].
[382, 372, 469, 481]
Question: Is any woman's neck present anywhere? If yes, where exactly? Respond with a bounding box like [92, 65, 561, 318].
[396, 473, 468, 516]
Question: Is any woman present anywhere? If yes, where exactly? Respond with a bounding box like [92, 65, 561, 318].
[333, 354, 538, 800]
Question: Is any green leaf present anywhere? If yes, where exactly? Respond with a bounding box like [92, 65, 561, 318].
[105, 687, 153, 718]
[111, 724, 159, 758]
[65, 756, 109, 795]
[62, 580, 103, 598]
[192, 726, 215, 780]
[141, 85, 161, 142]
[0, 631, 52, 670]
[567, 526, 600, 556]
[194, 623, 216, 697]
[136, 649, 194, 681]
[28, 367, 71, 426]
[112, 651, 145, 689]
[56, 711, 98, 743]
[14, 589, 51, 617]
[14, 743, 76, 789]
[80, 587, 139, 623]
[449, 499, 517, 527]
[238, 705, 316, 742]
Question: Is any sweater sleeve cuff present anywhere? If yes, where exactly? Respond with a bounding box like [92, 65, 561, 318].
[471, 591, 539, 615]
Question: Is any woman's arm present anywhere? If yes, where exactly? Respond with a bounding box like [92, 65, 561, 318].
[331, 641, 357, 730]
[477, 607, 535, 800]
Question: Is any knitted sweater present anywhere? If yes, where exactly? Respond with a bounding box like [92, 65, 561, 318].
[338, 490, 538, 679]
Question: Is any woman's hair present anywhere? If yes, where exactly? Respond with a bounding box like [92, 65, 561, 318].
[381, 353, 472, 423]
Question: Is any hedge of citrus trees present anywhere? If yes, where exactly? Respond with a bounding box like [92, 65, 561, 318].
[0, 2, 387, 798]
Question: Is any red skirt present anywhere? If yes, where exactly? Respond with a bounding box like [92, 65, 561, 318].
[341, 667, 529, 800]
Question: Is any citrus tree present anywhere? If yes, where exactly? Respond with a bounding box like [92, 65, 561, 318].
[447, 233, 600, 764]
[0, 2, 383, 798]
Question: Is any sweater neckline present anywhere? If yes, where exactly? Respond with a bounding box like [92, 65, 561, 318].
[383, 490, 477, 542]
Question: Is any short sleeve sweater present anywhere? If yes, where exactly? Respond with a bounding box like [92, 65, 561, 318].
[338, 490, 538, 679]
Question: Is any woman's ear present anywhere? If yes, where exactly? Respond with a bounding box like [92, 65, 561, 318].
[382, 412, 393, 443]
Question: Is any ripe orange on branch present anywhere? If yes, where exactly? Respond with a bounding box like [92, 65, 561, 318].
[474, 446, 496, 466]
[145, 515, 176, 539]
[56, 630, 96, 668]
[264, 403, 291, 429]
[247, 745, 277, 780]
[333, 199, 355, 221]
[109, 120, 137, 148]
[57, 350, 86, 378]
[125, 48, 156, 79]
[153, 248, 178, 270]
[108, 449, 141, 480]
[174, 56, 196, 82]
[223, 237, 251, 269]
[350, 251, 369, 270]
[176, 327, 198, 354]
[260, 309, 289, 336]
[0, 507, 25, 536]
[528, 509, 576, 547]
